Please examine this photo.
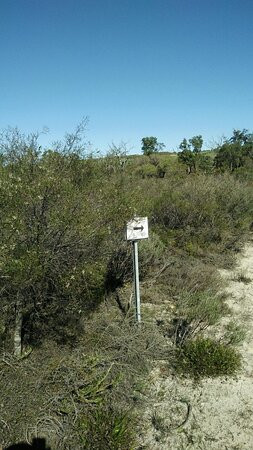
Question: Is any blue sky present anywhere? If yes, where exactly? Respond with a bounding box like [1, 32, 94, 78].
[0, 0, 252, 153]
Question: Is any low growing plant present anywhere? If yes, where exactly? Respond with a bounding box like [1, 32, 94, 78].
[175, 337, 241, 378]
[222, 321, 247, 346]
[172, 290, 227, 345]
[233, 271, 252, 284]
[79, 405, 135, 450]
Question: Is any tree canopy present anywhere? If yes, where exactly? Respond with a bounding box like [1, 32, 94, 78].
[178, 135, 204, 173]
[214, 129, 253, 171]
[141, 136, 165, 155]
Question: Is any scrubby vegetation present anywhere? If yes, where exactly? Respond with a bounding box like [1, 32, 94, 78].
[175, 338, 241, 378]
[0, 124, 253, 448]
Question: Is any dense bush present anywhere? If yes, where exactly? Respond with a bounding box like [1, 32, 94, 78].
[152, 174, 253, 251]
[0, 128, 140, 353]
[214, 129, 253, 172]
[0, 145, 106, 348]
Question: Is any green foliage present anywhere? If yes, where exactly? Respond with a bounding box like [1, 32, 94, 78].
[0, 146, 103, 343]
[1, 124, 253, 449]
[214, 129, 253, 172]
[178, 135, 203, 172]
[179, 138, 190, 151]
[139, 232, 165, 268]
[152, 174, 253, 251]
[1, 125, 252, 352]
[157, 256, 221, 299]
[136, 162, 158, 178]
[135, 153, 168, 178]
[79, 406, 135, 450]
[229, 128, 252, 145]
[0, 127, 139, 347]
[189, 135, 203, 153]
[0, 310, 166, 448]
[214, 142, 244, 171]
[197, 153, 213, 172]
[222, 321, 247, 346]
[175, 338, 241, 377]
[141, 136, 165, 156]
[178, 148, 196, 173]
[1, 124, 252, 448]
[173, 290, 227, 345]
[135, 162, 168, 179]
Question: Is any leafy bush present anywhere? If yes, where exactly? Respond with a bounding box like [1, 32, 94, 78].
[0, 127, 139, 352]
[175, 337, 241, 377]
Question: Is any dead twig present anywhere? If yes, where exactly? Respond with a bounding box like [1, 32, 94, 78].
[171, 400, 192, 429]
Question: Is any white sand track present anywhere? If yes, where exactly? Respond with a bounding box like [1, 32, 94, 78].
[137, 243, 253, 449]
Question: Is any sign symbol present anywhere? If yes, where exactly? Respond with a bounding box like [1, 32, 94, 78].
[126, 217, 148, 241]
[133, 226, 144, 231]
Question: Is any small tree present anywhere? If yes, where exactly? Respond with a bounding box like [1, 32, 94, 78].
[189, 135, 203, 153]
[179, 138, 190, 151]
[229, 129, 249, 145]
[141, 137, 165, 156]
[178, 149, 196, 173]
[178, 135, 204, 173]
[214, 142, 243, 171]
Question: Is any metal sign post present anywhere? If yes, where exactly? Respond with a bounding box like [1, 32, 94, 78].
[133, 240, 141, 322]
[126, 217, 149, 323]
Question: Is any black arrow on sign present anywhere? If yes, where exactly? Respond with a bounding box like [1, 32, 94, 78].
[133, 226, 144, 231]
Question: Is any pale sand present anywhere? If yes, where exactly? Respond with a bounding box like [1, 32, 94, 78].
[137, 243, 253, 449]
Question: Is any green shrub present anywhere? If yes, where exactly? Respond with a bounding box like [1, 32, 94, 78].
[139, 232, 165, 271]
[135, 163, 158, 178]
[158, 256, 221, 296]
[222, 321, 247, 346]
[170, 289, 227, 345]
[175, 337, 241, 378]
[79, 405, 135, 450]
[197, 154, 213, 173]
[152, 173, 253, 251]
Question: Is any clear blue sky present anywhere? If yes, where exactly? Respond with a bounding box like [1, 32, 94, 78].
[0, 0, 252, 153]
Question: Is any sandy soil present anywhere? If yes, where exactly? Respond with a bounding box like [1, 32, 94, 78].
[137, 243, 253, 449]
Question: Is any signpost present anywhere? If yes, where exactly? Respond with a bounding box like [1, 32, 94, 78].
[126, 217, 149, 323]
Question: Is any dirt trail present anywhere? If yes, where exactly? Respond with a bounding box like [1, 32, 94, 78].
[137, 242, 253, 449]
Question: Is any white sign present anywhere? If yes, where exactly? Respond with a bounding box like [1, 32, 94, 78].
[126, 217, 149, 241]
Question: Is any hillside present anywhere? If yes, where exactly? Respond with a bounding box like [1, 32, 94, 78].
[0, 128, 253, 449]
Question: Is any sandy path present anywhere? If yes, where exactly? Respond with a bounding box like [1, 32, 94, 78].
[137, 243, 253, 449]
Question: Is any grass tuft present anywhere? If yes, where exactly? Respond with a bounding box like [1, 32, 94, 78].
[175, 337, 241, 378]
